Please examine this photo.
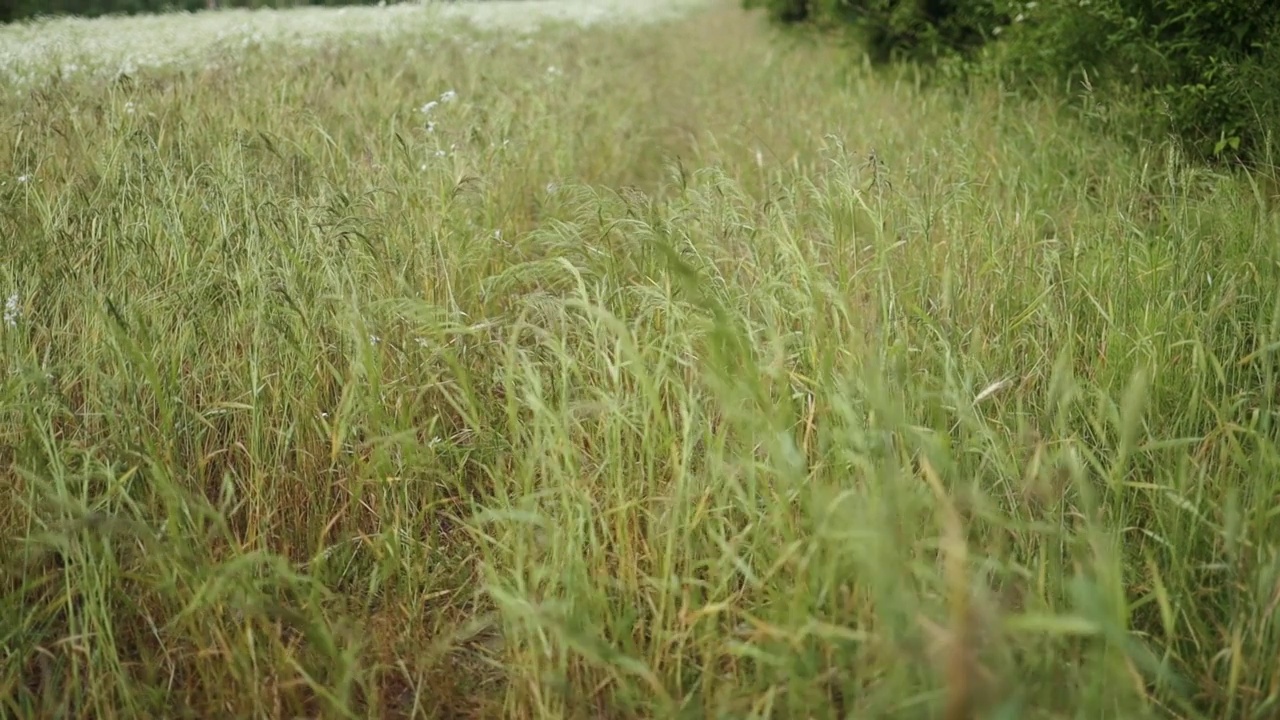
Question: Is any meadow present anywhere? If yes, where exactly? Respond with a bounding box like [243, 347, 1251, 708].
[2, 1, 1279, 718]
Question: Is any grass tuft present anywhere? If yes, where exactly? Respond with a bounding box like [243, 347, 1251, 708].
[3, 2, 1279, 718]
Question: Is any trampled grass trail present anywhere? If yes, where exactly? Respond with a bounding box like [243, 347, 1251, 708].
[3, 2, 1279, 718]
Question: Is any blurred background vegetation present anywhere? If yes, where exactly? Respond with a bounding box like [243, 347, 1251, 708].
[9, 0, 1275, 167]
[745, 0, 1280, 164]
[0, 0, 389, 24]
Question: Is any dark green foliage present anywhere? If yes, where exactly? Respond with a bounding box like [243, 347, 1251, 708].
[746, 0, 1007, 61]
[750, 0, 1280, 163]
[743, 0, 870, 28]
[841, 0, 1007, 63]
[0, 0, 390, 24]
[741, 0, 813, 23]
[997, 0, 1280, 162]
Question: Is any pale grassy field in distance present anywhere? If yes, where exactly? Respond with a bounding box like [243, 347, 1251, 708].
[0, 0, 700, 88]
[3, 1, 1280, 718]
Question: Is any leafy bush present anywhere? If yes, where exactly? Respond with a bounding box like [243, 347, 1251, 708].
[995, 0, 1280, 162]
[843, 0, 1006, 63]
[746, 0, 1006, 61]
[741, 0, 812, 23]
[750, 0, 1280, 163]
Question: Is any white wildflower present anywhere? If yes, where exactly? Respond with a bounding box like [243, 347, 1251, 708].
[124, 101, 136, 114]
[17, 174, 31, 184]
[439, 89, 457, 103]
[369, 334, 381, 345]
[419, 100, 438, 115]
[426, 120, 436, 133]
[3, 294, 19, 329]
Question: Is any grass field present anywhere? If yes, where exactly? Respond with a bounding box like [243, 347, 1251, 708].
[3, 1, 1280, 718]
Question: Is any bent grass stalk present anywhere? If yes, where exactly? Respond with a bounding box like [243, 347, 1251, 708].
[2, 3, 1278, 719]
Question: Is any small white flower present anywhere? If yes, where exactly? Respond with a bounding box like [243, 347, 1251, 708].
[439, 89, 457, 103]
[1014, 12, 1025, 22]
[369, 334, 381, 345]
[420, 163, 428, 171]
[434, 149, 447, 158]
[17, 175, 31, 184]
[3, 293, 19, 328]
[124, 101, 136, 114]
[419, 100, 438, 114]
[426, 120, 436, 133]
[415, 338, 429, 348]
[493, 229, 502, 241]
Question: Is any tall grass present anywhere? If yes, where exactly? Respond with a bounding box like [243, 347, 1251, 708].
[2, 4, 1279, 718]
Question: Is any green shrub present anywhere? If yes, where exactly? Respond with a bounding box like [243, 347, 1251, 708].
[748, 0, 1007, 61]
[845, 0, 1006, 62]
[743, 0, 863, 26]
[750, 0, 1280, 163]
[995, 0, 1280, 162]
[742, 0, 812, 23]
